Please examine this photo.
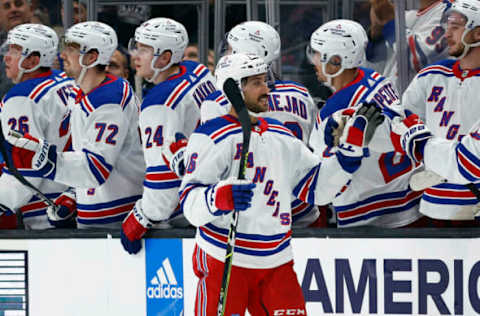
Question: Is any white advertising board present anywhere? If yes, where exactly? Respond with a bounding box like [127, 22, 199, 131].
[292, 238, 480, 316]
[0, 237, 479, 316]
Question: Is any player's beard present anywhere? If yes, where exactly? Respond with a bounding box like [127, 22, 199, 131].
[63, 62, 78, 79]
[448, 42, 466, 58]
[248, 94, 269, 114]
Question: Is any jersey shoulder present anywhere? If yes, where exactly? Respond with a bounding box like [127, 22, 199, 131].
[205, 90, 229, 106]
[80, 75, 133, 116]
[195, 115, 242, 144]
[320, 67, 382, 120]
[272, 80, 310, 98]
[262, 117, 296, 139]
[3, 70, 72, 103]
[417, 59, 456, 78]
[141, 60, 212, 112]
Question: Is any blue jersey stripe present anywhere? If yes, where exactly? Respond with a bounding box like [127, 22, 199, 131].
[77, 195, 141, 210]
[144, 180, 181, 189]
[337, 197, 421, 226]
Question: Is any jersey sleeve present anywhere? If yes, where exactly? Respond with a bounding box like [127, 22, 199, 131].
[179, 132, 230, 227]
[54, 104, 130, 188]
[292, 139, 353, 206]
[0, 96, 45, 209]
[424, 124, 480, 184]
[136, 105, 185, 221]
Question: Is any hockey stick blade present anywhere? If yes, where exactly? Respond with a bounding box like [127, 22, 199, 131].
[0, 121, 56, 208]
[409, 170, 447, 191]
[217, 78, 252, 316]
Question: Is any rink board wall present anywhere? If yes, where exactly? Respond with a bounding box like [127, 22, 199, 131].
[0, 234, 479, 315]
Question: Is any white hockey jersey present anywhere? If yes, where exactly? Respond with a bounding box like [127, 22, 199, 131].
[424, 122, 480, 188]
[138, 61, 216, 225]
[367, 0, 451, 91]
[309, 67, 422, 228]
[403, 59, 480, 220]
[53, 74, 145, 228]
[201, 80, 317, 142]
[0, 70, 73, 229]
[180, 115, 354, 268]
[200, 80, 320, 226]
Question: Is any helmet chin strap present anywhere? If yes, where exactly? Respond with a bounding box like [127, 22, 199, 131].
[146, 54, 173, 83]
[15, 55, 42, 83]
[76, 54, 100, 85]
[321, 62, 345, 92]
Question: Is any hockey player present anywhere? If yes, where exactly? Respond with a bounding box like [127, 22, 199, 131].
[367, 0, 452, 91]
[119, 18, 216, 254]
[401, 0, 480, 222]
[4, 21, 145, 228]
[308, 19, 424, 228]
[179, 53, 384, 316]
[202, 20, 324, 227]
[0, 24, 73, 229]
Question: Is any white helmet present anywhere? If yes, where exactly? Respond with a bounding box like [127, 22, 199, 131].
[443, 0, 480, 58]
[308, 19, 367, 80]
[215, 53, 268, 92]
[227, 21, 281, 64]
[130, 17, 188, 82]
[65, 21, 117, 66]
[7, 23, 58, 82]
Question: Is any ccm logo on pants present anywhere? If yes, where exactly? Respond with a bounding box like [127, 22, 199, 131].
[273, 309, 306, 315]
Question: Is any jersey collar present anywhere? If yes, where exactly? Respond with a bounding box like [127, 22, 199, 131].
[75, 74, 117, 103]
[167, 65, 187, 81]
[452, 60, 480, 80]
[32, 70, 52, 79]
[329, 68, 365, 99]
[223, 114, 269, 134]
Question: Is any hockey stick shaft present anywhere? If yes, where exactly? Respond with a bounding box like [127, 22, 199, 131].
[0, 121, 56, 208]
[217, 78, 252, 316]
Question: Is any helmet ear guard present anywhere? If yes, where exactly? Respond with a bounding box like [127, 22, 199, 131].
[308, 19, 367, 87]
[130, 17, 189, 82]
[6, 23, 59, 82]
[215, 53, 268, 95]
[226, 21, 281, 65]
[443, 0, 480, 58]
[64, 21, 118, 84]
[308, 19, 367, 71]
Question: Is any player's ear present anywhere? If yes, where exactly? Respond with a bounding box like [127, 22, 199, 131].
[22, 53, 40, 70]
[472, 27, 480, 43]
[84, 49, 99, 66]
[154, 50, 172, 69]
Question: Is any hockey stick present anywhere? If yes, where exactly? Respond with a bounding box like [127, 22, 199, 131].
[409, 169, 447, 191]
[0, 121, 56, 208]
[217, 78, 252, 316]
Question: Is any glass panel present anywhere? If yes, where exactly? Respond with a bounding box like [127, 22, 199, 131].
[278, 2, 329, 101]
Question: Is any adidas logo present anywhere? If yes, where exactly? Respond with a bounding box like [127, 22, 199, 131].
[147, 258, 184, 299]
